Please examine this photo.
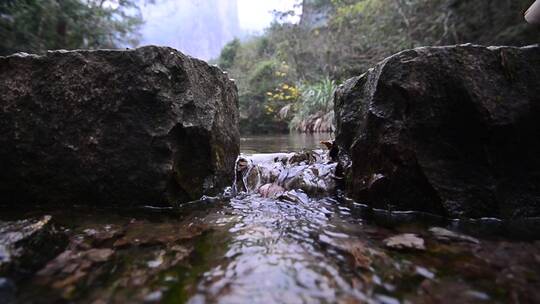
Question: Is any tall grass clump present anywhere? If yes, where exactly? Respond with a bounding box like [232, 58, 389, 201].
[289, 77, 337, 132]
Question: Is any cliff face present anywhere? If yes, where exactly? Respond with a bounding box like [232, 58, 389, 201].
[140, 0, 241, 60]
[299, 0, 333, 29]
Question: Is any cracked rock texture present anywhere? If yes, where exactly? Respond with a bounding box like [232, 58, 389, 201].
[335, 44, 540, 218]
[0, 46, 239, 206]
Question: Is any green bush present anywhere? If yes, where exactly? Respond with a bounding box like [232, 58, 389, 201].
[217, 38, 240, 70]
[0, 0, 142, 56]
[217, 0, 537, 134]
[290, 77, 337, 131]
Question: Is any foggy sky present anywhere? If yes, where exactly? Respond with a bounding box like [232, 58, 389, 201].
[138, 0, 299, 60]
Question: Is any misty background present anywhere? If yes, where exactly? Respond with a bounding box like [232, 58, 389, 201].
[138, 0, 300, 60]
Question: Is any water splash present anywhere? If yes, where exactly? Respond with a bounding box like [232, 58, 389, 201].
[187, 149, 377, 303]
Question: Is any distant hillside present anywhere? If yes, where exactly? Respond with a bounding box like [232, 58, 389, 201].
[139, 0, 241, 60]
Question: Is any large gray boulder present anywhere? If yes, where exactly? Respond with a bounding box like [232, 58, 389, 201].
[0, 46, 239, 206]
[335, 44, 540, 218]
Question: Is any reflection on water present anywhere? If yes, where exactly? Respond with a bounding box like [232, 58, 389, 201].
[241, 133, 333, 154]
[189, 195, 369, 303]
[189, 150, 356, 303]
[185, 152, 540, 304]
[4, 146, 540, 303]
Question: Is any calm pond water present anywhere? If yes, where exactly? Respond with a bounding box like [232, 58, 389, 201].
[241, 133, 333, 154]
[3, 133, 540, 303]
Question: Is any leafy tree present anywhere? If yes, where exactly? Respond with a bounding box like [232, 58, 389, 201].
[220, 0, 539, 133]
[217, 38, 240, 70]
[0, 0, 142, 56]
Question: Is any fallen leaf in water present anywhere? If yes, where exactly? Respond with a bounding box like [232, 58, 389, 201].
[317, 237, 372, 270]
[170, 245, 192, 265]
[383, 233, 426, 251]
[85, 248, 114, 262]
[35, 247, 115, 294]
[37, 250, 78, 276]
[349, 243, 372, 269]
[259, 183, 285, 198]
[113, 220, 205, 248]
[320, 140, 333, 150]
[83, 224, 123, 245]
[51, 270, 86, 289]
[429, 227, 480, 244]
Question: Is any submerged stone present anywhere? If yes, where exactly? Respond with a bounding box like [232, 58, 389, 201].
[0, 46, 239, 206]
[383, 233, 426, 251]
[23, 215, 206, 302]
[0, 216, 67, 279]
[429, 227, 480, 244]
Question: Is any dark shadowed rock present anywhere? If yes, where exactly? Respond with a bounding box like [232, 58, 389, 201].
[335, 44, 540, 218]
[0, 46, 239, 206]
[0, 277, 16, 304]
[0, 216, 67, 279]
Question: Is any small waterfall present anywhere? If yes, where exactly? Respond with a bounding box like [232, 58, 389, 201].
[231, 150, 338, 198]
[232, 155, 241, 195]
[232, 155, 261, 195]
[241, 163, 254, 193]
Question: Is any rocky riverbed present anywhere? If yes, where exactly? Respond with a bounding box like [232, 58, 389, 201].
[1, 148, 539, 303]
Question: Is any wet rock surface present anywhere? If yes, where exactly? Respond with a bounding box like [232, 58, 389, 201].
[0, 216, 67, 280]
[335, 44, 540, 218]
[234, 149, 338, 197]
[0, 208, 222, 303]
[0, 46, 239, 206]
[0, 150, 539, 303]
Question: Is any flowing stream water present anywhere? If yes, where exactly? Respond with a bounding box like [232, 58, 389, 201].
[2, 133, 540, 303]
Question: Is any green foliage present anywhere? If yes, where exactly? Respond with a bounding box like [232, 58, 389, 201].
[298, 77, 336, 115]
[324, 0, 538, 77]
[221, 0, 537, 133]
[249, 60, 276, 89]
[290, 77, 337, 130]
[217, 38, 240, 70]
[0, 0, 142, 56]
[235, 57, 291, 134]
[218, 33, 299, 134]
